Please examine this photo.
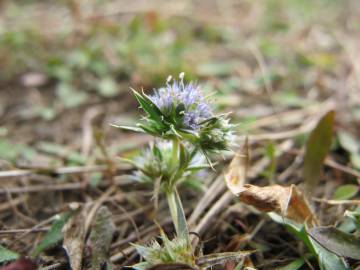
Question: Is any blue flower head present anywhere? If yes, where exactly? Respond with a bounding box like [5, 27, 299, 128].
[149, 73, 213, 130]
[114, 73, 236, 154]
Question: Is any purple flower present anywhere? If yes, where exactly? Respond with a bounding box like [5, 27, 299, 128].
[149, 75, 213, 130]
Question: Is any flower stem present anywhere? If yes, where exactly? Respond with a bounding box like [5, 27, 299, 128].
[170, 139, 180, 172]
[166, 188, 190, 244]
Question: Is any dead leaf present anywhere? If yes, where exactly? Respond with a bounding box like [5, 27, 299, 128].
[89, 206, 116, 270]
[235, 184, 316, 225]
[62, 203, 89, 270]
[196, 251, 254, 269]
[21, 72, 47, 88]
[303, 110, 335, 196]
[225, 138, 249, 195]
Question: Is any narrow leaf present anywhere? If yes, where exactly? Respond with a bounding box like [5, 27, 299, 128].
[110, 124, 144, 133]
[277, 258, 305, 270]
[131, 89, 164, 127]
[303, 110, 335, 195]
[32, 212, 73, 256]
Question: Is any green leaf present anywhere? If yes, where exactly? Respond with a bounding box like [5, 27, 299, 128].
[303, 111, 335, 195]
[277, 258, 305, 270]
[0, 140, 23, 161]
[110, 124, 144, 133]
[32, 212, 73, 256]
[37, 142, 86, 165]
[350, 153, 360, 170]
[345, 208, 360, 231]
[309, 237, 350, 270]
[268, 213, 350, 270]
[98, 77, 119, 97]
[309, 226, 360, 260]
[338, 131, 360, 169]
[56, 83, 87, 108]
[333, 184, 358, 200]
[338, 131, 359, 154]
[131, 262, 150, 270]
[90, 172, 103, 187]
[273, 90, 309, 107]
[0, 245, 19, 263]
[196, 61, 237, 76]
[131, 89, 164, 127]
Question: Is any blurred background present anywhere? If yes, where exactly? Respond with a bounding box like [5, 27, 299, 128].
[1, 0, 359, 167]
[0, 1, 360, 269]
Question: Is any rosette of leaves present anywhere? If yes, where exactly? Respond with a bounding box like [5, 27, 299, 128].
[113, 74, 235, 157]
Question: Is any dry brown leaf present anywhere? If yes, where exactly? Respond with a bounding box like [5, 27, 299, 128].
[225, 140, 316, 225]
[225, 138, 249, 195]
[62, 203, 89, 270]
[89, 206, 116, 270]
[236, 184, 316, 225]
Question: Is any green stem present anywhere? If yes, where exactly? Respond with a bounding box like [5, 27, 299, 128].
[170, 139, 179, 172]
[166, 188, 190, 244]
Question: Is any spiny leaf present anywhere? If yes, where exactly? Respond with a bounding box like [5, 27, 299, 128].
[131, 89, 165, 128]
[110, 124, 144, 133]
[32, 211, 73, 256]
[303, 110, 335, 196]
[309, 226, 360, 260]
[0, 245, 19, 263]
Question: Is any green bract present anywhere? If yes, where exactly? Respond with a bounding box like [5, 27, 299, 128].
[132, 231, 195, 270]
[125, 141, 208, 192]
